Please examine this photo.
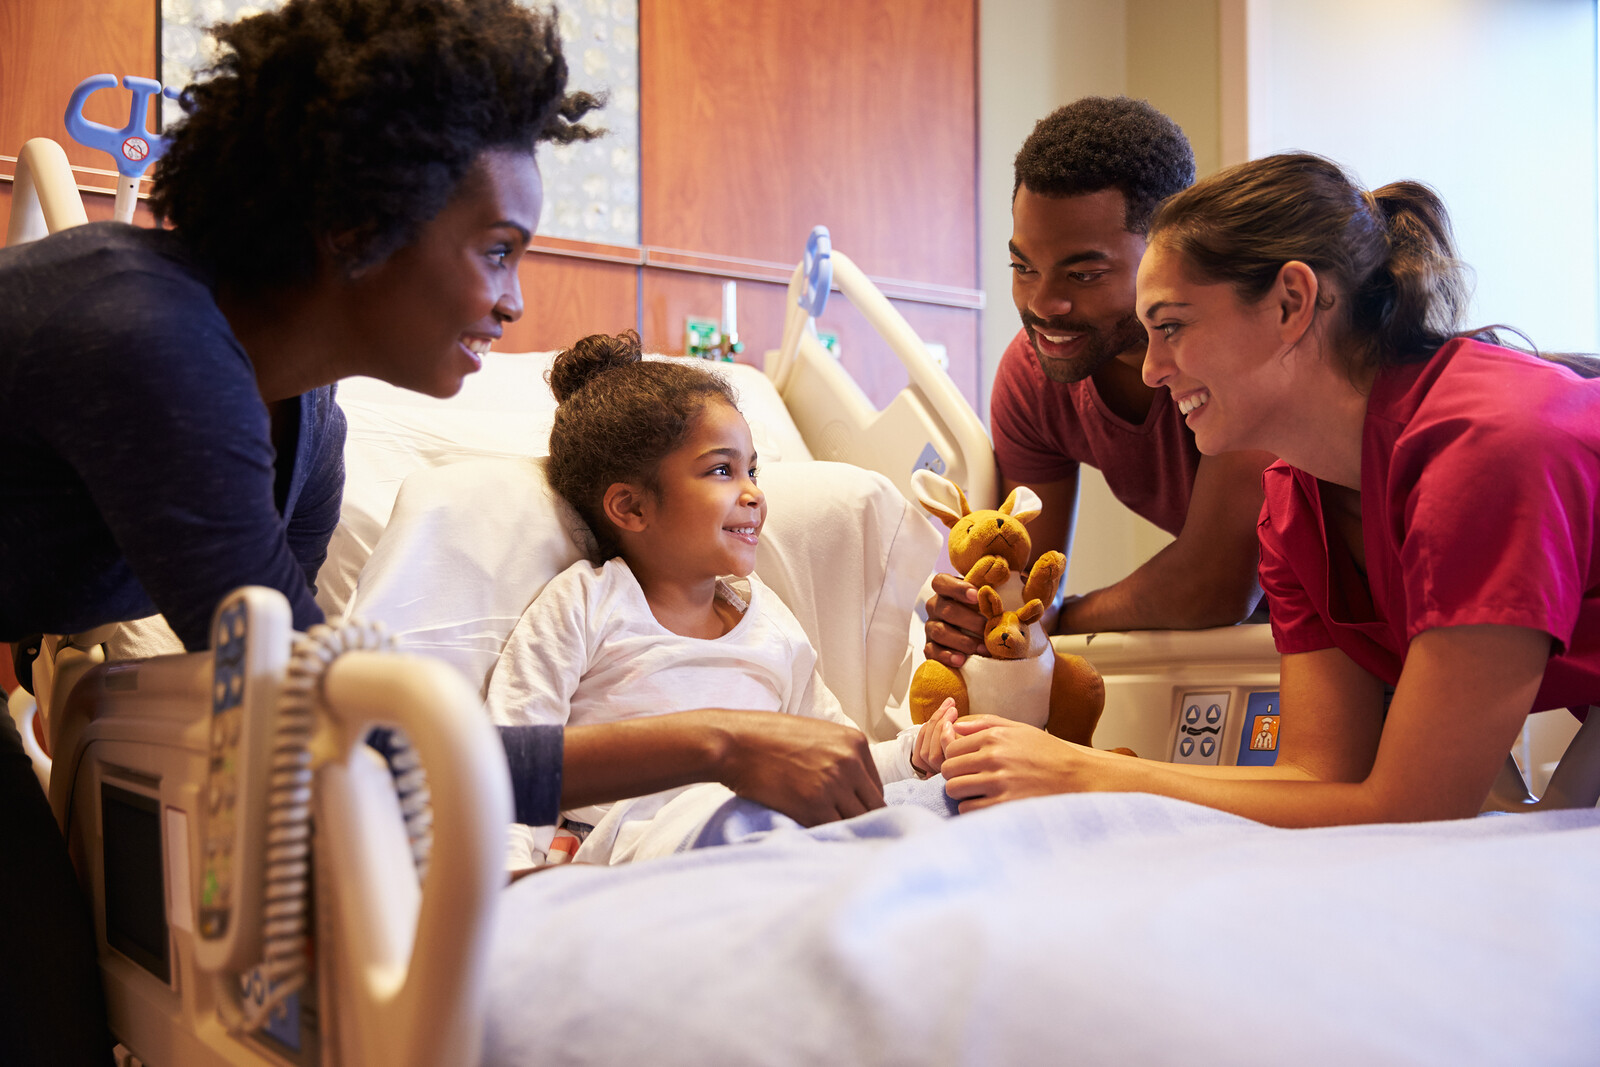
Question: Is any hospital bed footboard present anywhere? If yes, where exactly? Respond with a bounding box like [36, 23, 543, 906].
[1059, 624, 1598, 808]
[48, 588, 510, 1067]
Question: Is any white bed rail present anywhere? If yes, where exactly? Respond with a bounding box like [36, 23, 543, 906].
[317, 651, 510, 1067]
[49, 627, 511, 1066]
[5, 137, 88, 246]
[766, 232, 997, 510]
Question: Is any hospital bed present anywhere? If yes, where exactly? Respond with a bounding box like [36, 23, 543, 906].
[12, 135, 1600, 1065]
[47, 346, 1600, 1066]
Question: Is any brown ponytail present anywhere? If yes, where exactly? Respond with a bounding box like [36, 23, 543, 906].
[1148, 153, 1470, 371]
[1347, 181, 1470, 364]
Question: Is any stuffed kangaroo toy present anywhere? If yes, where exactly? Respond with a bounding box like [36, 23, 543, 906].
[909, 470, 1105, 745]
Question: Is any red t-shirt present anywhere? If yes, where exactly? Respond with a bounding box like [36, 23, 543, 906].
[990, 329, 1199, 536]
[1259, 338, 1600, 713]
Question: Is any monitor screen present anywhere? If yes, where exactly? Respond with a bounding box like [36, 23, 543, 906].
[101, 782, 170, 984]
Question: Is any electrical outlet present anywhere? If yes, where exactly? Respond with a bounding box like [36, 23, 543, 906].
[1171, 691, 1229, 764]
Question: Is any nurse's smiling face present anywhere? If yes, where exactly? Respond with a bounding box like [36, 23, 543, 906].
[346, 148, 542, 398]
[1136, 240, 1302, 457]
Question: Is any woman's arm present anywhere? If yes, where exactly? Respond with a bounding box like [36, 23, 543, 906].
[561, 710, 885, 825]
[940, 625, 1548, 826]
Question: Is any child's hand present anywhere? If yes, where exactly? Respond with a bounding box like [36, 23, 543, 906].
[912, 697, 959, 778]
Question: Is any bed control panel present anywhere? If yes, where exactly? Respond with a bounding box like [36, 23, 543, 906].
[1163, 689, 1282, 767]
[194, 587, 290, 974]
[1171, 691, 1230, 764]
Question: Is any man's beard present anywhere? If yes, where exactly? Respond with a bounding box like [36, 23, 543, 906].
[1022, 312, 1148, 384]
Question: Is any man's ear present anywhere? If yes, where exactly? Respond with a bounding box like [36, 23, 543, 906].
[1274, 260, 1321, 346]
[602, 482, 651, 534]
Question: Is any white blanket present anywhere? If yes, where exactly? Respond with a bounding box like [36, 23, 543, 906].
[484, 790, 1600, 1065]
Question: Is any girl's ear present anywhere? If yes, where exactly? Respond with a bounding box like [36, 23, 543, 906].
[602, 482, 651, 534]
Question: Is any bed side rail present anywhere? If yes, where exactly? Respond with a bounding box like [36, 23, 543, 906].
[766, 235, 996, 510]
[316, 651, 511, 1067]
[52, 593, 510, 1067]
[5, 137, 88, 246]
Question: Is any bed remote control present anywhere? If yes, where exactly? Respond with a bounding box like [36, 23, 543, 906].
[194, 587, 291, 974]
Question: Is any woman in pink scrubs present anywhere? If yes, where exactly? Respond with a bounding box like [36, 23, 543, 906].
[940, 152, 1600, 826]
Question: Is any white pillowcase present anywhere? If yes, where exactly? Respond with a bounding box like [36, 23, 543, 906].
[347, 456, 939, 741]
[317, 351, 812, 622]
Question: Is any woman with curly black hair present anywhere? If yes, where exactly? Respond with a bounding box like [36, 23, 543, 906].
[2, 0, 599, 655]
[0, 4, 887, 1058]
[0, 1, 595, 1061]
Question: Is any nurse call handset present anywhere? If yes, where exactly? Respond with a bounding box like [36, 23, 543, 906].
[194, 587, 291, 974]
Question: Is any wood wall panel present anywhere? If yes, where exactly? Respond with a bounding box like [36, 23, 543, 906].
[500, 253, 638, 353]
[0, 0, 159, 167]
[640, 0, 978, 290]
[641, 267, 978, 412]
[0, 183, 159, 240]
[2, 0, 984, 415]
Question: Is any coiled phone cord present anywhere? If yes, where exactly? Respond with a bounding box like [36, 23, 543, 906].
[237, 619, 433, 1033]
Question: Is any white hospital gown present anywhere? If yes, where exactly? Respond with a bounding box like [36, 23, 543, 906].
[485, 557, 915, 864]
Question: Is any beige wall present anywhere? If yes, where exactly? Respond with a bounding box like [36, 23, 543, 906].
[1125, 0, 1222, 179]
[979, 0, 1222, 597]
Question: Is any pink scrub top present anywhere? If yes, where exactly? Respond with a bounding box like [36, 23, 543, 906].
[1259, 338, 1600, 714]
[991, 328, 1199, 537]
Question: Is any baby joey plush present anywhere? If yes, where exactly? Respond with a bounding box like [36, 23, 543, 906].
[909, 470, 1106, 746]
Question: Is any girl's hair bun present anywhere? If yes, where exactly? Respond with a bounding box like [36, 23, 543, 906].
[548, 329, 643, 403]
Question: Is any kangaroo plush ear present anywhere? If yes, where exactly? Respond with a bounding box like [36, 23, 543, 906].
[1018, 599, 1044, 626]
[997, 484, 1043, 525]
[912, 469, 972, 530]
[977, 585, 1003, 617]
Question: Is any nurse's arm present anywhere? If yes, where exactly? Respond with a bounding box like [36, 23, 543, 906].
[943, 626, 1548, 824]
[1054, 450, 1272, 635]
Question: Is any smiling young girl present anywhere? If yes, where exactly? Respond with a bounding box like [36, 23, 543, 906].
[486, 332, 936, 864]
[940, 153, 1600, 827]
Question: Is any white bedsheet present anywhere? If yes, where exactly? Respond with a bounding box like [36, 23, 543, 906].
[484, 791, 1600, 1065]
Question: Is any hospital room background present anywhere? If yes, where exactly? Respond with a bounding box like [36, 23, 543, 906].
[3, 1, 1600, 1063]
[4, 0, 1596, 769]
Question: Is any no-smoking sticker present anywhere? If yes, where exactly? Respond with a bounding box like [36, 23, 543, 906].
[122, 136, 150, 162]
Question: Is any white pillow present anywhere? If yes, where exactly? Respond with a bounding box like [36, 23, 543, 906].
[346, 457, 939, 740]
[317, 351, 812, 622]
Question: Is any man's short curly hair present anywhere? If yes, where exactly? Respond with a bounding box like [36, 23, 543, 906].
[1013, 96, 1195, 235]
[151, 0, 602, 287]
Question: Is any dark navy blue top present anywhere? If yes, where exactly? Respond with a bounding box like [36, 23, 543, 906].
[0, 223, 345, 650]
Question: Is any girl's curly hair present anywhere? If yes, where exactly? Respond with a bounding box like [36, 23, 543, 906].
[151, 0, 602, 286]
[546, 331, 738, 560]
